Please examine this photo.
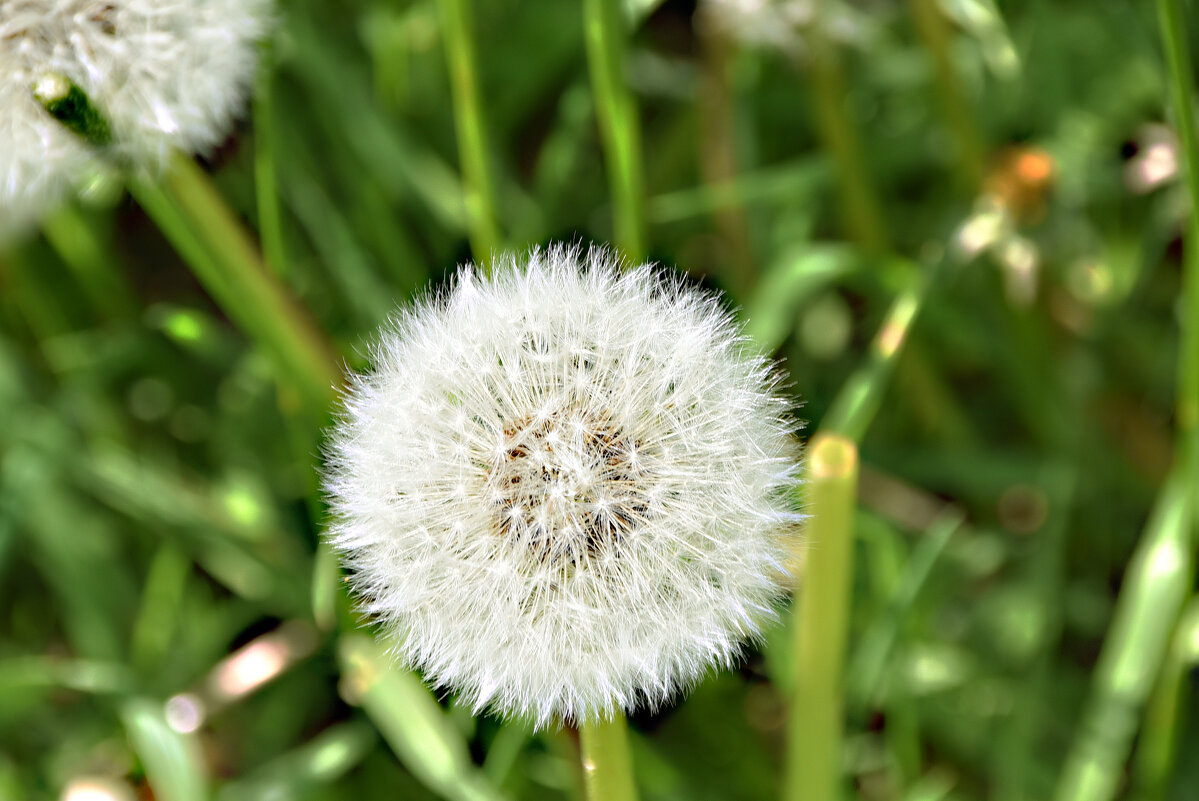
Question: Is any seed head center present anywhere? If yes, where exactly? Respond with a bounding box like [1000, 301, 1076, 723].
[487, 406, 649, 568]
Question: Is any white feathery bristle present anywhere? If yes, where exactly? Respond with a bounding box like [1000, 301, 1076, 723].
[0, 0, 270, 237]
[324, 245, 803, 727]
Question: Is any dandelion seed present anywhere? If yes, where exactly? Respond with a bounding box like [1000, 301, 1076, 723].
[324, 245, 803, 727]
[0, 0, 270, 237]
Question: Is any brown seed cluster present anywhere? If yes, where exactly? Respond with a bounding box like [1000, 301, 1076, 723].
[487, 406, 652, 572]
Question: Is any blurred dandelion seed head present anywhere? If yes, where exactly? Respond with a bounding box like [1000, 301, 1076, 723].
[701, 0, 877, 58]
[323, 245, 803, 726]
[0, 0, 270, 237]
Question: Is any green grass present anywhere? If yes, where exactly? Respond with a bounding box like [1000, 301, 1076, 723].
[1, 1, 1198, 800]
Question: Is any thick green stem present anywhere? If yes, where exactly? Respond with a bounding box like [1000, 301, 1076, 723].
[438, 0, 501, 263]
[129, 154, 340, 413]
[584, 0, 647, 263]
[579, 714, 639, 801]
[784, 432, 859, 801]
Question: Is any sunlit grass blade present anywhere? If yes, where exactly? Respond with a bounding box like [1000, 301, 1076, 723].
[584, 0, 647, 262]
[848, 509, 963, 705]
[121, 697, 208, 801]
[129, 154, 341, 414]
[0, 655, 134, 695]
[1051, 460, 1193, 801]
[743, 244, 856, 352]
[1131, 598, 1199, 801]
[219, 721, 377, 801]
[337, 634, 510, 801]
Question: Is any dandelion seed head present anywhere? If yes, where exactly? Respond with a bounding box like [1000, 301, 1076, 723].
[324, 245, 802, 726]
[701, 0, 877, 57]
[0, 0, 270, 237]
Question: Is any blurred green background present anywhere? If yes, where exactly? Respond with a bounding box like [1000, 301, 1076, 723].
[2, 1, 1198, 800]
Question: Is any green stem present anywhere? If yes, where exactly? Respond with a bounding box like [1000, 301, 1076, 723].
[784, 432, 859, 801]
[697, 18, 756, 295]
[1051, 461, 1194, 801]
[438, 0, 501, 263]
[338, 634, 510, 801]
[254, 52, 288, 277]
[129, 153, 340, 413]
[1131, 598, 1199, 801]
[821, 259, 936, 441]
[579, 714, 639, 801]
[584, 0, 647, 263]
[907, 0, 985, 188]
[1159, 0, 1199, 470]
[803, 21, 888, 254]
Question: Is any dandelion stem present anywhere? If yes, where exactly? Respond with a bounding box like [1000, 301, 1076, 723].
[129, 153, 340, 413]
[579, 714, 639, 801]
[802, 19, 888, 253]
[584, 0, 647, 263]
[907, 0, 985, 188]
[784, 432, 859, 801]
[438, 0, 502, 263]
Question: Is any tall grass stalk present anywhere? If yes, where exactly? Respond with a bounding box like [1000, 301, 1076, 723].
[1159, 0, 1199, 469]
[337, 635, 510, 801]
[437, 0, 501, 262]
[801, 22, 888, 253]
[1051, 463, 1193, 801]
[254, 54, 288, 277]
[697, 17, 756, 294]
[579, 714, 640, 801]
[1131, 598, 1199, 801]
[784, 432, 859, 801]
[129, 154, 340, 413]
[584, 0, 647, 262]
[906, 0, 985, 188]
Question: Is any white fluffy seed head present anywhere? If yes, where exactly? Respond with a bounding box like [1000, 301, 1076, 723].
[701, 0, 875, 57]
[0, 0, 270, 237]
[324, 246, 803, 727]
